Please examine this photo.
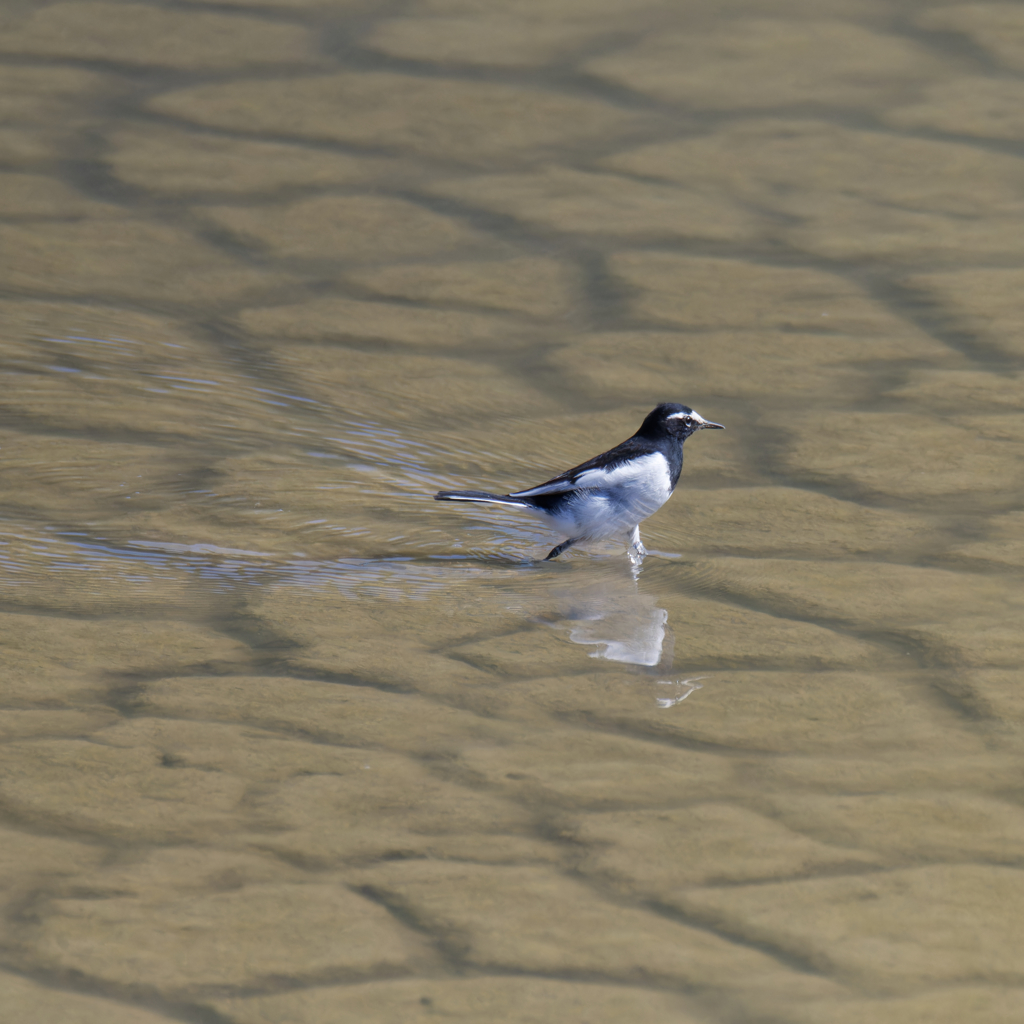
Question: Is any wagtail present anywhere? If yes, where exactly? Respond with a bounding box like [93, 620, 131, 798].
[435, 403, 723, 562]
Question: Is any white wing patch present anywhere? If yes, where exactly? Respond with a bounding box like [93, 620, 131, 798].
[512, 452, 671, 500]
[511, 478, 578, 497]
[572, 453, 670, 494]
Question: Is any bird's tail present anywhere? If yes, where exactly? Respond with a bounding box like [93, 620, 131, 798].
[434, 489, 531, 508]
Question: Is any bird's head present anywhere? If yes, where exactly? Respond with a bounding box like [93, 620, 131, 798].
[639, 403, 724, 441]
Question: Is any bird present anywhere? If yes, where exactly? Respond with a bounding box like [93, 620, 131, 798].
[434, 403, 724, 562]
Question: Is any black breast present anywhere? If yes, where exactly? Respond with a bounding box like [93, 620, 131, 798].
[663, 439, 684, 489]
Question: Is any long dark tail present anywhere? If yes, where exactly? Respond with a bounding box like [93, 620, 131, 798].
[434, 489, 531, 508]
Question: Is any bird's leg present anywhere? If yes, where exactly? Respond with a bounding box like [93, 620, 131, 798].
[628, 525, 646, 566]
[545, 537, 579, 560]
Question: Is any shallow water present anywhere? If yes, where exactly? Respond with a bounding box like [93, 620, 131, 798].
[3, 1, 1024, 1022]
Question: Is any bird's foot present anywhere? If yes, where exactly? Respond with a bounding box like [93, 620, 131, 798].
[627, 527, 646, 566]
[545, 537, 580, 560]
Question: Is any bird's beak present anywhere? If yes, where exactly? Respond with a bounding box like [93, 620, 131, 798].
[700, 421, 725, 430]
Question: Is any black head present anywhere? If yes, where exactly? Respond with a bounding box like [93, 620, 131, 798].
[636, 403, 725, 441]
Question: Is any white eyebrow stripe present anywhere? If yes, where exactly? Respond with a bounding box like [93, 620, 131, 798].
[667, 410, 704, 423]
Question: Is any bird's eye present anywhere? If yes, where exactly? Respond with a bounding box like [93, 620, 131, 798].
[683, 416, 694, 426]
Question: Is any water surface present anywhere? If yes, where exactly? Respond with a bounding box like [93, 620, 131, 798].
[3, 1, 1024, 1022]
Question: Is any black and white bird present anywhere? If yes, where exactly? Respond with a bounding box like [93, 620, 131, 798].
[435, 403, 723, 562]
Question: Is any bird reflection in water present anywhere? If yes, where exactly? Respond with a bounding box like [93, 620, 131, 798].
[539, 560, 706, 705]
[654, 677, 705, 707]
[560, 569, 670, 667]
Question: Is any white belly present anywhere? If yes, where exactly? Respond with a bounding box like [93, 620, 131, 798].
[532, 452, 674, 540]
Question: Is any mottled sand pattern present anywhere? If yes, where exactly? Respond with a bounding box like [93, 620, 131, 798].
[2, 1, 1024, 1022]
